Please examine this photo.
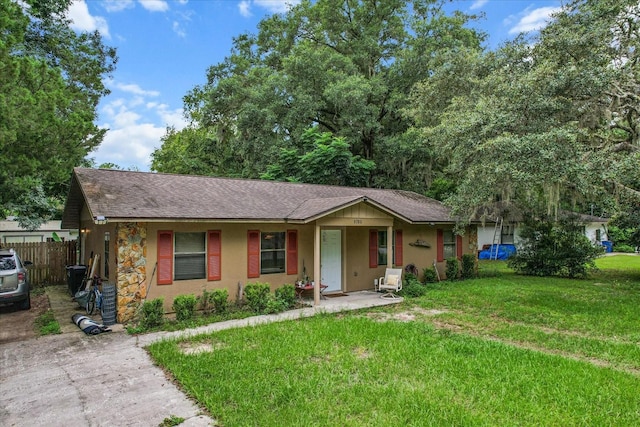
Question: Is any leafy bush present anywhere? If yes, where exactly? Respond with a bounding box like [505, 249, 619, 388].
[613, 244, 635, 253]
[211, 289, 230, 313]
[445, 257, 460, 280]
[264, 295, 288, 314]
[461, 254, 477, 279]
[399, 276, 428, 298]
[140, 297, 164, 329]
[197, 289, 215, 315]
[422, 266, 439, 283]
[244, 282, 272, 313]
[508, 214, 604, 278]
[199, 288, 230, 314]
[275, 284, 296, 309]
[172, 294, 197, 321]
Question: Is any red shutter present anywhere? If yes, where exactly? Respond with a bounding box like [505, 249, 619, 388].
[394, 230, 403, 266]
[208, 230, 221, 281]
[157, 231, 173, 285]
[456, 235, 463, 260]
[369, 230, 378, 268]
[247, 230, 260, 278]
[436, 229, 444, 262]
[286, 229, 298, 275]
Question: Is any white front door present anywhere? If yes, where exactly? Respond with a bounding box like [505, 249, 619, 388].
[321, 230, 342, 292]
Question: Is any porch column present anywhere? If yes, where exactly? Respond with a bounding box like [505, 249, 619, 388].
[314, 224, 321, 305]
[387, 225, 393, 269]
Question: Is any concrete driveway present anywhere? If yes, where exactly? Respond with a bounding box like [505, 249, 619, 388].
[1, 287, 400, 426]
[1, 331, 212, 426]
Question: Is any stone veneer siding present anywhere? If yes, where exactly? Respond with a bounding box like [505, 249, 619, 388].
[469, 226, 478, 254]
[116, 222, 147, 323]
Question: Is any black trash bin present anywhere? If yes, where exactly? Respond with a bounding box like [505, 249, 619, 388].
[66, 265, 87, 296]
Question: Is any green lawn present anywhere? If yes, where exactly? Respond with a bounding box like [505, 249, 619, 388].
[148, 255, 640, 426]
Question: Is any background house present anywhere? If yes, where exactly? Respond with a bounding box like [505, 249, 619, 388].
[62, 168, 478, 323]
[0, 218, 77, 245]
[477, 214, 610, 253]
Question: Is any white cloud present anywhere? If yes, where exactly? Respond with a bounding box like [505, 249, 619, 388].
[138, 0, 169, 12]
[103, 0, 134, 13]
[68, 1, 110, 38]
[239, 0, 300, 17]
[155, 104, 187, 129]
[507, 6, 561, 35]
[109, 81, 161, 97]
[470, 0, 488, 10]
[172, 21, 186, 38]
[93, 123, 165, 170]
[254, 0, 300, 14]
[238, 0, 251, 17]
[94, 82, 186, 170]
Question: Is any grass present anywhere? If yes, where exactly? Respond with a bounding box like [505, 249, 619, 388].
[34, 309, 61, 335]
[147, 255, 640, 426]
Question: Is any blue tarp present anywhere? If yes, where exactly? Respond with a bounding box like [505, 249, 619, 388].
[478, 244, 517, 260]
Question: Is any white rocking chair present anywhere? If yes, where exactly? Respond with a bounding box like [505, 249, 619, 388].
[378, 268, 402, 299]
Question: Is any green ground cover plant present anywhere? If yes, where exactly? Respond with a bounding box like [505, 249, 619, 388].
[34, 309, 61, 335]
[147, 255, 640, 426]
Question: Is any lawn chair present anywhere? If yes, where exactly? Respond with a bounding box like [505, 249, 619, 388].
[378, 268, 403, 299]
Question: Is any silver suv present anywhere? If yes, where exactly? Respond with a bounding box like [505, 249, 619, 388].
[0, 248, 32, 310]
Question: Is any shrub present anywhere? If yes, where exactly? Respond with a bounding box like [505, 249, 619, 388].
[275, 284, 296, 309]
[613, 243, 635, 253]
[404, 272, 417, 283]
[199, 288, 230, 314]
[445, 257, 460, 280]
[211, 289, 229, 313]
[508, 214, 604, 278]
[197, 289, 215, 315]
[399, 276, 428, 298]
[264, 295, 288, 314]
[172, 294, 197, 321]
[461, 254, 477, 279]
[140, 298, 164, 329]
[422, 266, 439, 283]
[244, 282, 271, 313]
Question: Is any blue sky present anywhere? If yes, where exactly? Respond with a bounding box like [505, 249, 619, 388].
[67, 0, 562, 171]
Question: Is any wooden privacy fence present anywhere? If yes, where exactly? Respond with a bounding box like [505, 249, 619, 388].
[8, 241, 78, 286]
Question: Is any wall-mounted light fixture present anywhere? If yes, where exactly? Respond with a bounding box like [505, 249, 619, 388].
[94, 215, 107, 225]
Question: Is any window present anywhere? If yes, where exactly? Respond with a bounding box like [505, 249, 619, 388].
[104, 232, 110, 279]
[248, 230, 297, 278]
[157, 230, 221, 285]
[437, 229, 462, 262]
[595, 229, 601, 242]
[369, 230, 403, 268]
[174, 232, 206, 280]
[443, 230, 456, 259]
[501, 223, 515, 244]
[260, 232, 286, 274]
[377, 231, 388, 265]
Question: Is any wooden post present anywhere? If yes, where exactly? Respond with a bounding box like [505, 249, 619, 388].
[314, 224, 321, 306]
[387, 225, 393, 269]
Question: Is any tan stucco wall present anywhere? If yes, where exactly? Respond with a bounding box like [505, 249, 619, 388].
[77, 203, 478, 319]
[145, 222, 316, 313]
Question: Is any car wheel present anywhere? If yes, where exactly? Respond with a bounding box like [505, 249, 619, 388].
[18, 294, 31, 310]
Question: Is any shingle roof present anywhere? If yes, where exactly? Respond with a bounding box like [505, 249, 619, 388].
[61, 168, 454, 228]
